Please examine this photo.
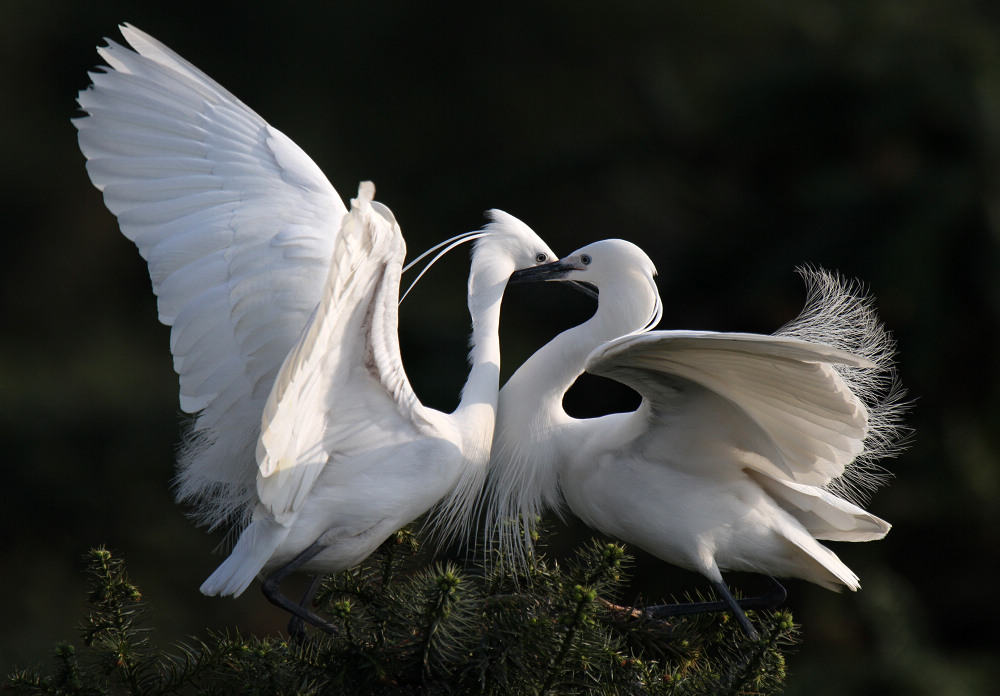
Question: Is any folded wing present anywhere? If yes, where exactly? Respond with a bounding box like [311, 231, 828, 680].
[256, 184, 436, 524]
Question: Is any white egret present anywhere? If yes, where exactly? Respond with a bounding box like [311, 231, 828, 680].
[75, 24, 352, 532]
[490, 240, 906, 639]
[202, 190, 557, 628]
[74, 25, 560, 629]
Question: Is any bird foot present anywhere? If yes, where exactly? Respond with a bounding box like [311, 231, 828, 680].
[261, 544, 338, 637]
[643, 577, 786, 641]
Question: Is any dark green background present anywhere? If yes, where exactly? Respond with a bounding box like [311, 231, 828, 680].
[2, 2, 997, 694]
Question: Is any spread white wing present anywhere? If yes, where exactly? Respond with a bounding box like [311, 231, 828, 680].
[74, 24, 348, 525]
[586, 331, 873, 488]
[255, 184, 441, 524]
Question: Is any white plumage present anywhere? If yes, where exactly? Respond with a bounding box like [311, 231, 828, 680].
[199, 192, 557, 600]
[75, 25, 905, 638]
[487, 239, 906, 638]
[74, 26, 560, 618]
[75, 24, 348, 530]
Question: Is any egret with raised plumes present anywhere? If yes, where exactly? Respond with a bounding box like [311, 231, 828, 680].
[488, 240, 906, 639]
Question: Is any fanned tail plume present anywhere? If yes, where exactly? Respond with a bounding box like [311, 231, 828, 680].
[777, 266, 910, 504]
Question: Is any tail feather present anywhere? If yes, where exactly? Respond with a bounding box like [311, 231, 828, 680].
[200, 519, 288, 597]
[782, 526, 861, 591]
[749, 470, 891, 542]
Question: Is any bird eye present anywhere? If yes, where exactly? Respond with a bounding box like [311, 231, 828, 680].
[535, 252, 548, 263]
[580, 254, 592, 265]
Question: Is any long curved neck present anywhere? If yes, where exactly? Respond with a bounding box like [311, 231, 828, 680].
[487, 279, 657, 566]
[430, 251, 510, 549]
[502, 279, 657, 423]
[452, 251, 511, 439]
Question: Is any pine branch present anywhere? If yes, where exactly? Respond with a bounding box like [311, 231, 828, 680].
[6, 537, 801, 695]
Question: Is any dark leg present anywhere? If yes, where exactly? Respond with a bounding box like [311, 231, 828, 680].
[645, 577, 786, 641]
[710, 580, 760, 641]
[261, 541, 337, 636]
[735, 575, 786, 611]
[287, 574, 325, 641]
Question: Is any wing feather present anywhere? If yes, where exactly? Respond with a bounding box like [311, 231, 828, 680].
[586, 331, 871, 486]
[255, 185, 437, 523]
[74, 24, 348, 526]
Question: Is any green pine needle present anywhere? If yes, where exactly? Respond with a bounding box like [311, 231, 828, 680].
[6, 536, 800, 695]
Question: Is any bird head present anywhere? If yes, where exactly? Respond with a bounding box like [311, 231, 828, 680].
[511, 239, 662, 331]
[477, 210, 559, 277]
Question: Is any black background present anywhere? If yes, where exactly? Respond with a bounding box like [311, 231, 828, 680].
[2, 2, 998, 694]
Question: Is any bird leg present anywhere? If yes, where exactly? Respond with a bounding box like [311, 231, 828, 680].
[708, 579, 761, 641]
[286, 574, 325, 641]
[644, 577, 786, 641]
[261, 541, 337, 637]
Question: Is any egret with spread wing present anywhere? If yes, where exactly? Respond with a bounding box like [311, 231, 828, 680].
[202, 189, 556, 628]
[489, 240, 906, 639]
[74, 25, 560, 629]
[75, 24, 351, 531]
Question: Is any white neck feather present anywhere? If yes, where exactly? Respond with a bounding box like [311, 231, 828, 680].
[430, 247, 512, 548]
[487, 273, 659, 567]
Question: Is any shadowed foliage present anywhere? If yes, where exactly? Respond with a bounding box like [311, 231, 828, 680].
[7, 539, 799, 696]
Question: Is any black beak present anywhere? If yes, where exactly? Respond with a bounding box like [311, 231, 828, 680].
[510, 259, 598, 299]
[510, 258, 576, 283]
[566, 280, 599, 299]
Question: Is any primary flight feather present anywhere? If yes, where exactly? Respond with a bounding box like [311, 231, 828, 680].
[75, 24, 348, 530]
